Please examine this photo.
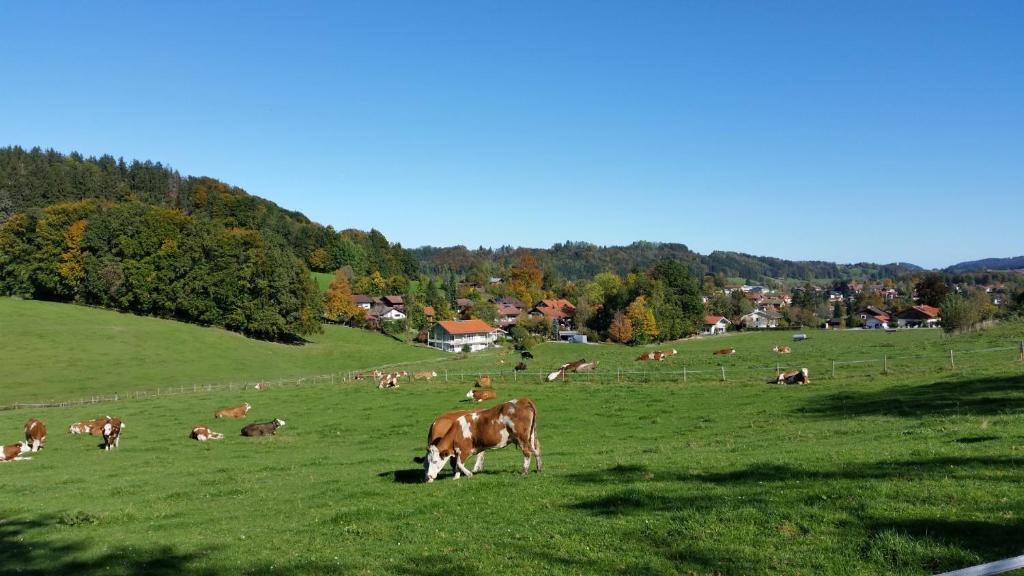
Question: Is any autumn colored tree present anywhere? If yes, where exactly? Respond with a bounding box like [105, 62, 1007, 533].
[324, 269, 359, 322]
[608, 311, 633, 344]
[626, 295, 658, 344]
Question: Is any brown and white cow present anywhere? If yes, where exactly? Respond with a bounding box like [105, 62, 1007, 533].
[772, 345, 792, 354]
[413, 409, 485, 475]
[69, 418, 105, 435]
[24, 418, 46, 452]
[413, 371, 438, 381]
[190, 425, 225, 441]
[466, 389, 497, 403]
[215, 402, 251, 418]
[0, 442, 32, 462]
[420, 398, 542, 482]
[378, 371, 408, 389]
[775, 368, 810, 385]
[475, 375, 492, 388]
[102, 417, 123, 450]
[575, 360, 600, 372]
[713, 348, 736, 356]
[253, 382, 270, 391]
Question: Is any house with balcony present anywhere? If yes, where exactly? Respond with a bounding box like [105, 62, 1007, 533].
[428, 319, 501, 352]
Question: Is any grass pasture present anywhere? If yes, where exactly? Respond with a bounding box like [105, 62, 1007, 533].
[3, 298, 1024, 574]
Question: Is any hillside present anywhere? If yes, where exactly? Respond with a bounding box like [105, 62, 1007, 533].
[946, 255, 1024, 273]
[412, 241, 923, 283]
[0, 298, 444, 403]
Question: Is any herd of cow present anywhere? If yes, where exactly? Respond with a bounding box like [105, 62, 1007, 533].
[0, 402, 288, 465]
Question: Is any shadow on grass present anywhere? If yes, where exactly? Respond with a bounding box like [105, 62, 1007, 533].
[392, 555, 481, 576]
[800, 374, 1024, 418]
[378, 468, 424, 484]
[0, 513, 352, 576]
[861, 517, 1024, 573]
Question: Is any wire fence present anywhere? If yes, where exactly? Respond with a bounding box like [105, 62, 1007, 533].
[2, 343, 1022, 413]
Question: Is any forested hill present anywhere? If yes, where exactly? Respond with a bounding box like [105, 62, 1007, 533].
[945, 256, 1024, 273]
[0, 146, 415, 340]
[412, 242, 923, 283]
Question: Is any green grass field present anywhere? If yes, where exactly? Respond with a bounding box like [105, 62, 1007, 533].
[2, 298, 1024, 575]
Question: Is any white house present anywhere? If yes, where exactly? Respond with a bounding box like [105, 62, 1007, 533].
[702, 315, 730, 335]
[428, 319, 501, 353]
[367, 304, 406, 321]
[739, 310, 780, 329]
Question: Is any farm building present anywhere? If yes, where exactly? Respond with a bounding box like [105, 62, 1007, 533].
[530, 299, 576, 331]
[353, 295, 377, 310]
[367, 304, 406, 322]
[428, 319, 502, 352]
[702, 315, 730, 335]
[894, 305, 941, 328]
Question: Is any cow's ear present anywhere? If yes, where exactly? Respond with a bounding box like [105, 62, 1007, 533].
[430, 438, 441, 447]
[413, 455, 425, 464]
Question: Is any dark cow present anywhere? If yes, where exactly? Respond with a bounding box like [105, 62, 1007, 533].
[514, 362, 528, 371]
[520, 351, 534, 359]
[102, 417, 123, 450]
[24, 418, 46, 452]
[421, 398, 542, 482]
[713, 348, 736, 356]
[241, 419, 286, 437]
[774, 368, 810, 385]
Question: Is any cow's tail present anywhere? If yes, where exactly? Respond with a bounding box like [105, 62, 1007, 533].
[524, 398, 539, 453]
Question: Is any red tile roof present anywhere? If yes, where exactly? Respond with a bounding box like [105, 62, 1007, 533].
[436, 319, 496, 335]
[704, 315, 727, 325]
[423, 306, 435, 316]
[914, 304, 940, 318]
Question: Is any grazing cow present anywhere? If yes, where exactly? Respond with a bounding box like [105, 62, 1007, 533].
[466, 389, 497, 403]
[241, 419, 286, 437]
[521, 351, 534, 359]
[0, 442, 32, 462]
[713, 348, 736, 356]
[190, 425, 225, 441]
[775, 368, 810, 385]
[413, 410, 485, 474]
[475, 375, 492, 388]
[420, 398, 542, 482]
[413, 371, 438, 381]
[514, 362, 528, 371]
[772, 345, 792, 354]
[575, 360, 600, 373]
[24, 419, 46, 452]
[215, 403, 252, 419]
[102, 417, 123, 450]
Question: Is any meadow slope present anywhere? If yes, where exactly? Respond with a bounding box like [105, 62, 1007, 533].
[2, 299, 1024, 575]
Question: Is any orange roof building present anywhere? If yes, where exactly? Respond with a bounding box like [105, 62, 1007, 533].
[429, 319, 501, 352]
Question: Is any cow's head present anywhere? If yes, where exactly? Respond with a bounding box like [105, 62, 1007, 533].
[244, 403, 252, 412]
[273, 418, 286, 427]
[465, 389, 475, 400]
[16, 441, 31, 455]
[421, 439, 453, 483]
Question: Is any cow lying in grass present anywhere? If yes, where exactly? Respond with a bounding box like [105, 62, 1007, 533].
[774, 368, 810, 385]
[466, 389, 497, 403]
[241, 419, 286, 437]
[191, 425, 225, 441]
[713, 348, 736, 356]
[414, 410, 486, 476]
[773, 345, 791, 354]
[637, 349, 677, 361]
[419, 398, 542, 482]
[413, 371, 438, 381]
[215, 403, 251, 418]
[0, 442, 32, 462]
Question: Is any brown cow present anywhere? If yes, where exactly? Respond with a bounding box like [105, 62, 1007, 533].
[24, 419, 46, 452]
[102, 417, 123, 450]
[253, 382, 270, 391]
[637, 350, 677, 361]
[378, 371, 408, 389]
[413, 409, 485, 474]
[190, 425, 225, 441]
[475, 375, 492, 388]
[774, 368, 810, 384]
[772, 345, 792, 354]
[575, 360, 600, 372]
[413, 371, 438, 381]
[215, 403, 252, 418]
[420, 398, 542, 482]
[466, 389, 497, 403]
[0, 442, 32, 462]
[69, 418, 106, 435]
[713, 348, 736, 355]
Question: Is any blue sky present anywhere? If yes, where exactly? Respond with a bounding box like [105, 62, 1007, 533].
[2, 1, 1021, 269]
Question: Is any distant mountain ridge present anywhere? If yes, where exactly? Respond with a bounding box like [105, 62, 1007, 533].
[945, 256, 1024, 273]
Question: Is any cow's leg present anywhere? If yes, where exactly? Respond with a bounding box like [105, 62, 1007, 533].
[453, 450, 474, 479]
[471, 451, 486, 473]
[532, 436, 543, 473]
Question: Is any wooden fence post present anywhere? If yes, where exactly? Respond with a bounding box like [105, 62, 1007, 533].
[950, 349, 955, 368]
[683, 366, 687, 383]
[831, 361, 836, 379]
[720, 366, 726, 382]
[883, 355, 888, 374]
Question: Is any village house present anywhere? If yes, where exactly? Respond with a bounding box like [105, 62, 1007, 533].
[702, 315, 730, 335]
[381, 295, 405, 312]
[529, 299, 576, 331]
[858, 305, 890, 329]
[739, 309, 781, 329]
[894, 305, 941, 328]
[423, 306, 436, 324]
[428, 319, 501, 353]
[353, 295, 378, 310]
[497, 303, 523, 330]
[366, 304, 406, 323]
